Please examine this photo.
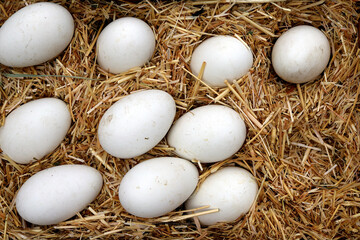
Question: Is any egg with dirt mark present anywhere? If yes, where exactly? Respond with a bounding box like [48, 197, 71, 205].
[185, 167, 258, 226]
[167, 105, 247, 163]
[118, 157, 199, 218]
[0, 98, 71, 164]
[272, 25, 331, 84]
[97, 90, 176, 159]
[0, 2, 74, 67]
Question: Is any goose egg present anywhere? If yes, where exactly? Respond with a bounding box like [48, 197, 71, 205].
[96, 17, 155, 74]
[190, 36, 253, 87]
[185, 167, 258, 226]
[0, 2, 74, 67]
[16, 164, 103, 225]
[272, 25, 331, 84]
[167, 105, 246, 163]
[98, 90, 176, 159]
[0, 98, 71, 164]
[119, 157, 199, 218]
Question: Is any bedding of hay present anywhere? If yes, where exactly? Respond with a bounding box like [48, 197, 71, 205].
[0, 0, 359, 239]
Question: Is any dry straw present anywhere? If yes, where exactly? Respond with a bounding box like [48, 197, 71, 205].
[0, 0, 359, 239]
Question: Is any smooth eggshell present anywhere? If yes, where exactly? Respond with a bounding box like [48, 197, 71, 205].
[96, 17, 155, 74]
[0, 2, 74, 67]
[16, 165, 103, 225]
[167, 105, 246, 163]
[119, 157, 199, 218]
[190, 36, 253, 87]
[272, 25, 331, 84]
[185, 167, 258, 226]
[98, 90, 176, 158]
[0, 98, 71, 164]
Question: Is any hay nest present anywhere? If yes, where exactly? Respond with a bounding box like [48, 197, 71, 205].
[1, 0, 359, 239]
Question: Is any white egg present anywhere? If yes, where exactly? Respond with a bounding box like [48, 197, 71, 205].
[272, 25, 331, 84]
[98, 90, 176, 159]
[16, 164, 103, 225]
[119, 157, 198, 218]
[0, 2, 74, 67]
[167, 105, 246, 163]
[190, 36, 253, 88]
[0, 98, 71, 164]
[185, 167, 258, 226]
[96, 17, 155, 74]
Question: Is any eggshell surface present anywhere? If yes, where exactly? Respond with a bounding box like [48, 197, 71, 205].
[119, 157, 199, 218]
[16, 165, 103, 225]
[98, 90, 176, 158]
[167, 105, 246, 163]
[185, 167, 258, 226]
[272, 25, 331, 83]
[190, 36, 253, 87]
[0, 2, 74, 67]
[96, 17, 155, 74]
[0, 98, 71, 164]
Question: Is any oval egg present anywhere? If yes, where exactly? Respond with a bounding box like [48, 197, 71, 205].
[190, 36, 253, 87]
[16, 165, 103, 225]
[185, 167, 258, 226]
[98, 90, 176, 159]
[119, 157, 199, 218]
[96, 17, 155, 74]
[167, 105, 246, 163]
[0, 2, 74, 67]
[0, 98, 71, 164]
[272, 25, 331, 84]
